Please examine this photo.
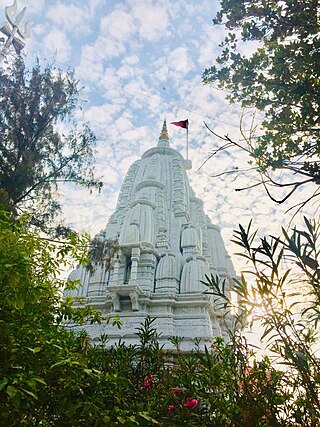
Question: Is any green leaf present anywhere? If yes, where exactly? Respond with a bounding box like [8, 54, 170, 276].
[50, 360, 68, 369]
[0, 379, 8, 390]
[21, 388, 38, 399]
[6, 385, 18, 398]
[34, 377, 47, 385]
[27, 347, 42, 354]
[138, 412, 160, 424]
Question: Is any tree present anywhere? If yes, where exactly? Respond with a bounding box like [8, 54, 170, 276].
[0, 58, 102, 232]
[205, 217, 320, 425]
[202, 0, 319, 208]
[0, 209, 103, 425]
[3, 207, 320, 425]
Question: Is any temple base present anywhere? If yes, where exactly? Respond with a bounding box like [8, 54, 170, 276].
[67, 292, 231, 352]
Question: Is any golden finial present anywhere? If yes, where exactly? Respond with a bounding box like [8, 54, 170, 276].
[159, 119, 169, 141]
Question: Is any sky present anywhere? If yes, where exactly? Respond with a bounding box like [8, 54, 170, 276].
[1, 0, 316, 273]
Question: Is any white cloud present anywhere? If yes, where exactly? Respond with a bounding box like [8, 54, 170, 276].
[100, 9, 136, 42]
[125, 55, 140, 65]
[117, 63, 144, 80]
[42, 29, 71, 62]
[83, 103, 124, 134]
[88, 0, 104, 14]
[31, 24, 46, 36]
[167, 46, 194, 74]
[95, 35, 126, 60]
[76, 46, 105, 83]
[46, 3, 91, 35]
[19, 0, 45, 13]
[197, 24, 227, 68]
[129, 0, 170, 41]
[74, 6, 139, 67]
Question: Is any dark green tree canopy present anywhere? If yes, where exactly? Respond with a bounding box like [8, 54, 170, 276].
[203, 0, 319, 206]
[0, 58, 102, 231]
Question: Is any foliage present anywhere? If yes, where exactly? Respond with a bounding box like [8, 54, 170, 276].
[86, 234, 120, 274]
[0, 210, 102, 425]
[0, 208, 284, 426]
[2, 209, 320, 425]
[203, 0, 320, 206]
[205, 216, 320, 426]
[0, 57, 102, 232]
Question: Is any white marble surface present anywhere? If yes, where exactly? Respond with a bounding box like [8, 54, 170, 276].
[66, 122, 236, 349]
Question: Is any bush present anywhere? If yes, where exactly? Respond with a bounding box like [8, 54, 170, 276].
[1, 210, 319, 426]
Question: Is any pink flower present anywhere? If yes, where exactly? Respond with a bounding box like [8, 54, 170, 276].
[184, 398, 199, 408]
[173, 387, 180, 395]
[146, 374, 154, 380]
[144, 380, 151, 389]
[168, 405, 175, 411]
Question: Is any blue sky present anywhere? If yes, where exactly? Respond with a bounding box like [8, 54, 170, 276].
[1, 0, 314, 272]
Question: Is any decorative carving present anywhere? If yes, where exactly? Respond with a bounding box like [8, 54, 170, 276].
[110, 292, 121, 312]
[129, 247, 140, 284]
[116, 160, 140, 210]
[109, 256, 120, 286]
[66, 121, 237, 350]
[129, 291, 139, 311]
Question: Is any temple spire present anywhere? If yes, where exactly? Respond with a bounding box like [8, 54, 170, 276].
[158, 119, 169, 147]
[66, 120, 236, 350]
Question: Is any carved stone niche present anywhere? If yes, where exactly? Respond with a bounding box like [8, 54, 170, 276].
[107, 284, 143, 312]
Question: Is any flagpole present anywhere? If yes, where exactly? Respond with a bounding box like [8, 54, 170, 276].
[186, 126, 189, 160]
[170, 120, 189, 159]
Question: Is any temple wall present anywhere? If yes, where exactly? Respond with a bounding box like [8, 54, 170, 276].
[66, 121, 236, 349]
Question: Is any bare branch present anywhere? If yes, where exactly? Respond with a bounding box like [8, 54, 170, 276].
[235, 181, 265, 191]
[286, 188, 320, 215]
[262, 180, 300, 204]
[13, 144, 89, 205]
[211, 167, 258, 179]
[197, 142, 234, 172]
[203, 121, 252, 154]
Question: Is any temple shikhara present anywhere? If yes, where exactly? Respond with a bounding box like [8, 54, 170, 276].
[67, 121, 236, 351]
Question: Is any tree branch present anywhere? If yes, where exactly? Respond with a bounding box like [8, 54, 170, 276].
[13, 144, 89, 205]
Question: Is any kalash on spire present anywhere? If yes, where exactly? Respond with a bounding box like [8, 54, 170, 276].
[66, 121, 236, 351]
[158, 119, 169, 146]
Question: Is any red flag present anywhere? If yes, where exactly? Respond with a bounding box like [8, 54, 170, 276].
[170, 119, 189, 129]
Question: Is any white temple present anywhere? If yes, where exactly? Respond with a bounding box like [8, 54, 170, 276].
[67, 121, 236, 351]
